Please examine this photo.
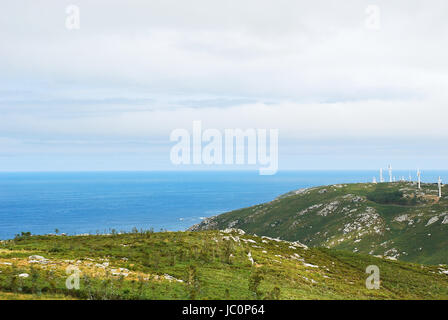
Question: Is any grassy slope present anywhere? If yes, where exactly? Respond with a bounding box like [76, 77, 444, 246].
[190, 182, 448, 265]
[0, 230, 448, 300]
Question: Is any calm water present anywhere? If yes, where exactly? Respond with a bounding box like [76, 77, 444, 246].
[0, 170, 446, 239]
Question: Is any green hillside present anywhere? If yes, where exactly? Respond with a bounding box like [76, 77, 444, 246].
[190, 181, 448, 265]
[1, 230, 448, 300]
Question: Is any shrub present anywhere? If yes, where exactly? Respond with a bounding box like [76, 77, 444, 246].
[248, 268, 264, 299]
[367, 190, 408, 205]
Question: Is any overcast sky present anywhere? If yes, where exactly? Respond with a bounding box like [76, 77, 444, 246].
[1, 0, 448, 171]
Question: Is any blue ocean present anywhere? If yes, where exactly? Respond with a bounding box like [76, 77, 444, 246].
[0, 170, 446, 240]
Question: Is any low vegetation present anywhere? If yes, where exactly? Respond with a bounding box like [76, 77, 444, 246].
[190, 181, 448, 265]
[1, 229, 448, 300]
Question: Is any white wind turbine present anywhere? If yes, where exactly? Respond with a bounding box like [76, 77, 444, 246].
[417, 169, 421, 189]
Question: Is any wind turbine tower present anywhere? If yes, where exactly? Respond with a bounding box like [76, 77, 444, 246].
[438, 176, 442, 198]
[373, 177, 377, 184]
[388, 165, 392, 183]
[380, 168, 384, 183]
[417, 169, 421, 189]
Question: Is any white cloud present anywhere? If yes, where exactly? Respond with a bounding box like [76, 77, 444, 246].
[1, 0, 448, 169]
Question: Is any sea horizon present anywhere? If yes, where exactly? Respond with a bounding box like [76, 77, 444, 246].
[1, 170, 447, 240]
